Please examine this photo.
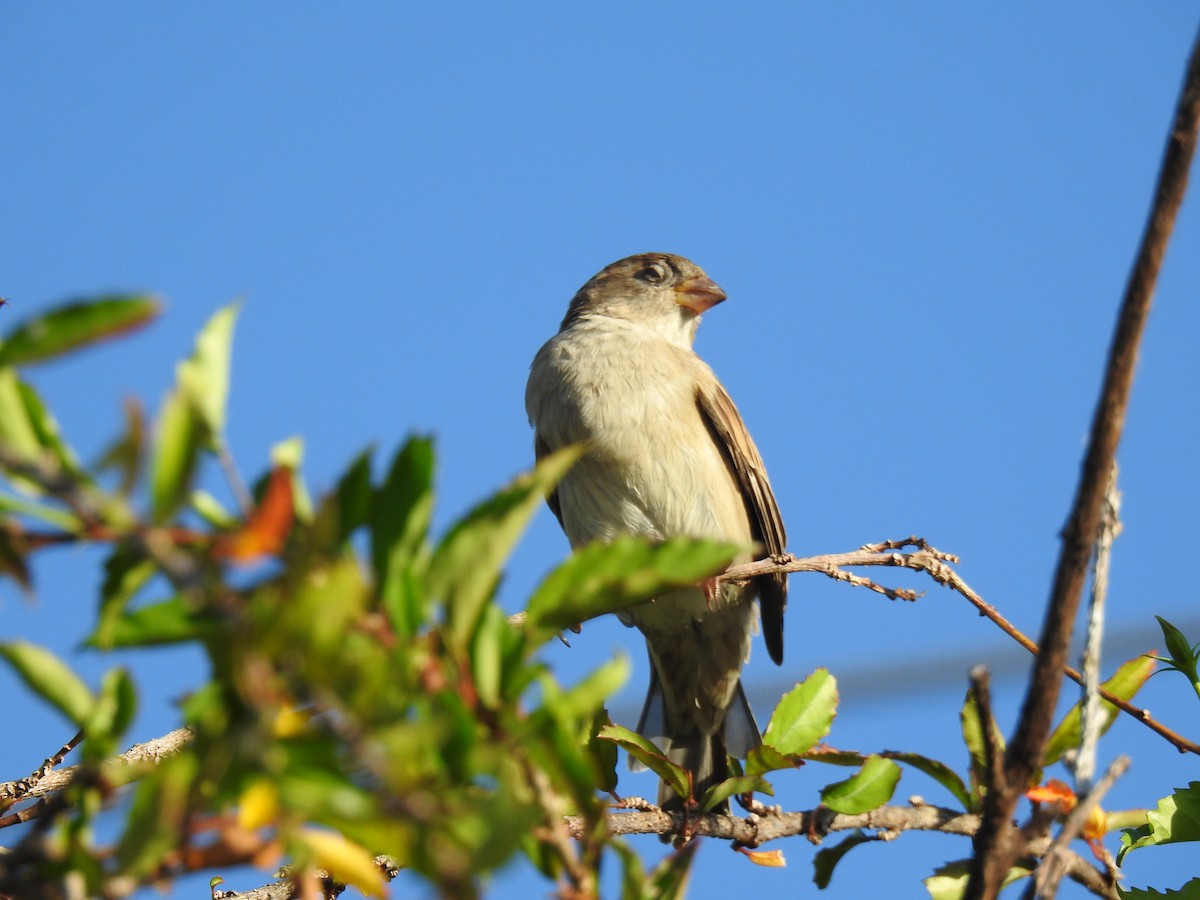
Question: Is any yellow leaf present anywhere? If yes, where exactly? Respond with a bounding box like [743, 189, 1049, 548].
[299, 829, 386, 897]
[271, 704, 309, 738]
[237, 778, 279, 831]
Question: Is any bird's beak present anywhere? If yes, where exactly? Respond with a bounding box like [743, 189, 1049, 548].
[673, 275, 727, 314]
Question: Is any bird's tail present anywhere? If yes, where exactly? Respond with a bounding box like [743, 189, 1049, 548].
[632, 667, 761, 813]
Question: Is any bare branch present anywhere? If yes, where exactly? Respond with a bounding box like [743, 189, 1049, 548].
[723, 545, 1200, 756]
[969, 23, 1200, 899]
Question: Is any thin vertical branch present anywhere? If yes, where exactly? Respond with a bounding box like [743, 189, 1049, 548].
[967, 24, 1200, 899]
[1076, 467, 1122, 794]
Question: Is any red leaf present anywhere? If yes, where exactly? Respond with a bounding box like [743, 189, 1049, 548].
[215, 468, 294, 563]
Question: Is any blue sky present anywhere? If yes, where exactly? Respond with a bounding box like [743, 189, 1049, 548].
[3, 3, 1199, 897]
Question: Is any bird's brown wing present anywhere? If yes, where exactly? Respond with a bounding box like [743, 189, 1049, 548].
[696, 380, 788, 665]
[534, 432, 565, 527]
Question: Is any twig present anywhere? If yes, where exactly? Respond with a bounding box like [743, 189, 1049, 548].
[0, 726, 193, 824]
[561, 804, 1115, 899]
[968, 23, 1200, 899]
[1077, 467, 1122, 794]
[723, 545, 1200, 756]
[0, 731, 83, 809]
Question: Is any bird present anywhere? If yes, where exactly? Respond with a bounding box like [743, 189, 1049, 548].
[525, 252, 787, 812]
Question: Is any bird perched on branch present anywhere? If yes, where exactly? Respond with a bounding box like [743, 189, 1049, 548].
[525, 252, 788, 812]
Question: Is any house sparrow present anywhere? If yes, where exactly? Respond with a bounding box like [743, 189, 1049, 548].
[525, 253, 787, 812]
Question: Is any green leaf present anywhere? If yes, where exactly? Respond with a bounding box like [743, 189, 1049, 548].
[16, 379, 87, 481]
[471, 603, 505, 708]
[83, 668, 137, 762]
[176, 302, 239, 445]
[0, 295, 161, 367]
[334, 446, 374, 543]
[744, 743, 803, 778]
[700, 773, 770, 812]
[763, 669, 838, 755]
[549, 655, 630, 724]
[117, 753, 199, 877]
[1118, 878, 1200, 899]
[1043, 654, 1156, 766]
[0, 368, 46, 480]
[0, 492, 82, 530]
[432, 445, 581, 650]
[1153, 615, 1200, 700]
[645, 840, 698, 900]
[884, 751, 973, 812]
[961, 687, 1004, 810]
[924, 859, 1033, 899]
[371, 436, 435, 635]
[93, 545, 158, 648]
[524, 534, 743, 641]
[1118, 782, 1200, 863]
[597, 723, 690, 802]
[189, 489, 237, 528]
[813, 830, 875, 889]
[820, 755, 900, 814]
[92, 597, 216, 648]
[149, 387, 200, 523]
[1156, 616, 1199, 673]
[589, 708, 620, 795]
[0, 640, 95, 727]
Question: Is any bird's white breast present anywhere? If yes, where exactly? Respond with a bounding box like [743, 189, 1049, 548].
[526, 317, 752, 552]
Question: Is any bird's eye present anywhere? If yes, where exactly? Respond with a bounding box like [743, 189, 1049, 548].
[637, 262, 669, 284]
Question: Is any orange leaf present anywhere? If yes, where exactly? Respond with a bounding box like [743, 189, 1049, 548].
[1025, 778, 1076, 814]
[738, 847, 786, 867]
[215, 468, 294, 562]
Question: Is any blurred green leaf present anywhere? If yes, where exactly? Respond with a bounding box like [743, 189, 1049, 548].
[820, 755, 900, 815]
[813, 830, 875, 889]
[961, 688, 1004, 811]
[0, 492, 82, 530]
[589, 707, 619, 795]
[92, 597, 216, 648]
[471, 603, 505, 708]
[371, 436, 434, 635]
[117, 753, 199, 877]
[433, 445, 581, 650]
[763, 669, 838, 755]
[924, 859, 1033, 899]
[176, 302, 239, 445]
[524, 534, 743, 642]
[547, 655, 630, 725]
[334, 446, 373, 542]
[17, 379, 87, 481]
[149, 387, 200, 523]
[93, 544, 157, 648]
[1043, 654, 1156, 766]
[597, 723, 690, 801]
[190, 489, 237, 528]
[0, 640, 95, 727]
[83, 668, 137, 762]
[1118, 781, 1200, 863]
[645, 840, 698, 900]
[0, 369, 45, 483]
[94, 397, 145, 496]
[0, 295, 161, 368]
[0, 524, 33, 592]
